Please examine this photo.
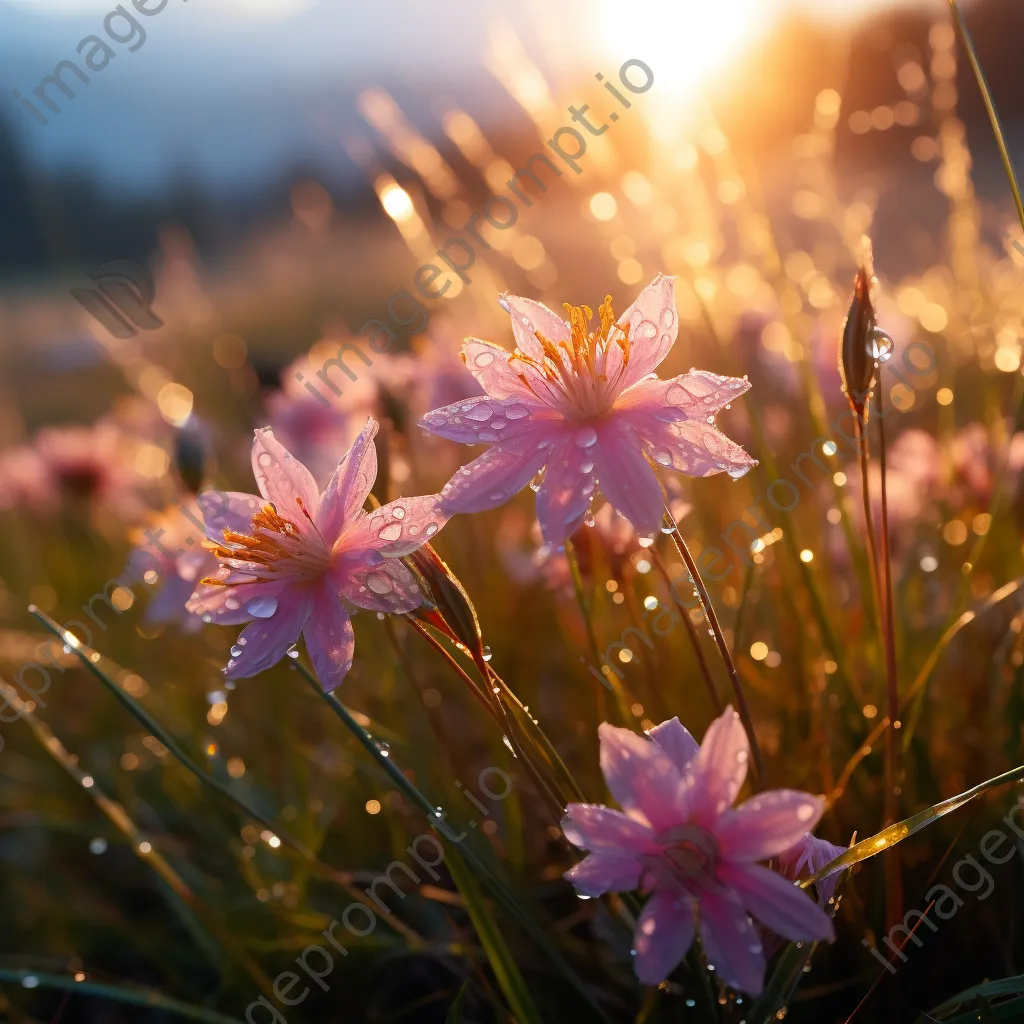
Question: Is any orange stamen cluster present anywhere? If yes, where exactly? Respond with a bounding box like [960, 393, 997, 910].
[509, 296, 632, 418]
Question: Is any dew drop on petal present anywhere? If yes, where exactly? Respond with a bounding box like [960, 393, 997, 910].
[391, 506, 406, 520]
[869, 327, 895, 362]
[727, 465, 752, 480]
[574, 425, 598, 448]
[258, 452, 274, 467]
[230, 645, 243, 658]
[247, 595, 278, 618]
[464, 404, 493, 422]
[366, 572, 393, 595]
[505, 404, 530, 419]
[474, 351, 495, 368]
[654, 450, 673, 467]
[797, 802, 817, 822]
[379, 523, 403, 542]
[424, 522, 439, 537]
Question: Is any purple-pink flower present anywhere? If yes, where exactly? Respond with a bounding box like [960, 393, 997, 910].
[562, 708, 834, 994]
[777, 832, 847, 908]
[420, 276, 756, 545]
[187, 418, 447, 690]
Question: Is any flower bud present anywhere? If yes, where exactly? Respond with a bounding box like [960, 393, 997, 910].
[839, 265, 876, 416]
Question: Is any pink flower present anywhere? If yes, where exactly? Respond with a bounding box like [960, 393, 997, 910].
[130, 499, 217, 633]
[187, 418, 448, 690]
[420, 276, 756, 545]
[777, 833, 847, 908]
[562, 708, 834, 994]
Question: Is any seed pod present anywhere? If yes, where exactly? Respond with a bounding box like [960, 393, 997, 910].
[403, 543, 485, 662]
[839, 264, 877, 417]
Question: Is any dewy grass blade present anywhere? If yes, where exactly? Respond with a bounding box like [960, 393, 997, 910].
[0, 969, 246, 1024]
[805, 760, 1024, 886]
[292, 660, 613, 1023]
[444, 841, 543, 1024]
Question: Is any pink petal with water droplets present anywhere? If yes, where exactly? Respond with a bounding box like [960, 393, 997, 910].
[338, 493, 448, 558]
[619, 371, 751, 421]
[251, 428, 320, 529]
[633, 890, 696, 985]
[631, 418, 757, 478]
[461, 338, 540, 400]
[438, 429, 554, 515]
[592, 420, 665, 537]
[598, 723, 687, 831]
[336, 556, 425, 614]
[565, 851, 643, 897]
[225, 588, 312, 679]
[648, 717, 700, 774]
[716, 791, 825, 862]
[187, 572, 286, 625]
[197, 490, 263, 540]
[717, 862, 835, 943]
[617, 274, 679, 390]
[499, 292, 569, 361]
[316, 418, 378, 541]
[303, 588, 355, 691]
[687, 706, 750, 827]
[562, 803, 654, 853]
[420, 396, 556, 446]
[536, 436, 595, 545]
[698, 891, 766, 996]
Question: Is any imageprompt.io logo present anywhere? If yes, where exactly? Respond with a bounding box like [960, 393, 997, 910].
[71, 259, 163, 339]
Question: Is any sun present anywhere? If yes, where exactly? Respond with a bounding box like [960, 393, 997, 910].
[598, 0, 777, 104]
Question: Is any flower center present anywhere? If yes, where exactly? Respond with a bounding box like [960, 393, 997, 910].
[640, 824, 724, 897]
[203, 500, 331, 585]
[510, 296, 632, 419]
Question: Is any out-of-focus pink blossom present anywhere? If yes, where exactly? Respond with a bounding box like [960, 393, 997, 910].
[562, 708, 834, 993]
[129, 499, 216, 633]
[777, 832, 847, 907]
[421, 276, 756, 545]
[188, 418, 448, 690]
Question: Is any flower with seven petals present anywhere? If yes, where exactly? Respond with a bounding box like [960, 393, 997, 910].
[421, 275, 756, 545]
[562, 708, 834, 994]
[187, 419, 447, 689]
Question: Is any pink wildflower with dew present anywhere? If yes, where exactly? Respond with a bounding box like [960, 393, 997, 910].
[420, 275, 756, 545]
[187, 418, 447, 690]
[562, 708, 834, 994]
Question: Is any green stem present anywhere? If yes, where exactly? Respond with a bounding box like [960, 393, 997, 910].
[663, 512, 765, 789]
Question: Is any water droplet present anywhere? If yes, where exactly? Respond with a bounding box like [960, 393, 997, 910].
[376, 741, 391, 757]
[505, 403, 530, 419]
[727, 465, 752, 480]
[286, 645, 300, 659]
[482, 645, 493, 662]
[654, 450, 672, 466]
[392, 506, 406, 520]
[584, 510, 595, 527]
[424, 523, 439, 537]
[258, 452, 274, 467]
[202, 614, 213, 623]
[869, 327, 894, 362]
[230, 645, 242, 658]
[464, 403, 493, 422]
[379, 523, 403, 542]
[574, 425, 598, 448]
[530, 469, 545, 492]
[89, 837, 107, 855]
[367, 572, 393, 595]
[474, 351, 495, 368]
[247, 595, 278, 618]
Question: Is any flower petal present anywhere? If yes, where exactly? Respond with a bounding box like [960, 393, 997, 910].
[438, 430, 554, 515]
[225, 589, 312, 679]
[565, 852, 642, 897]
[187, 571, 286, 625]
[339, 493, 448, 558]
[648, 717, 700, 774]
[687, 707, 749, 826]
[303, 588, 355, 691]
[197, 490, 263, 540]
[717, 862, 835, 943]
[698, 891, 766, 996]
[716, 791, 825, 862]
[316, 418, 378, 541]
[536, 437, 596, 546]
[593, 420, 665, 537]
[336, 556, 425, 614]
[598, 723, 686, 831]
[618, 274, 678, 390]
[499, 292, 569, 361]
[461, 338, 539, 400]
[420, 395, 556, 445]
[251, 428, 320, 527]
[562, 803, 654, 853]
[618, 371, 752, 421]
[633, 890, 696, 985]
